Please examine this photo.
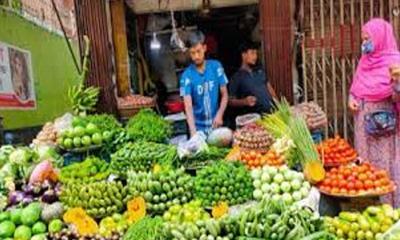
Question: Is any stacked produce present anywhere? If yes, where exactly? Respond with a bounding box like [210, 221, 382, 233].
[240, 149, 284, 169]
[325, 204, 400, 239]
[317, 136, 358, 166]
[57, 121, 107, 150]
[59, 156, 110, 183]
[221, 198, 326, 239]
[60, 180, 128, 219]
[125, 109, 172, 143]
[251, 165, 311, 204]
[117, 95, 154, 108]
[194, 161, 253, 207]
[110, 141, 177, 176]
[292, 101, 328, 130]
[0, 202, 62, 240]
[162, 200, 209, 223]
[318, 162, 395, 196]
[32, 122, 58, 146]
[233, 123, 274, 150]
[127, 167, 193, 214]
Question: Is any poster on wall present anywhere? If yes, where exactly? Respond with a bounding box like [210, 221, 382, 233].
[0, 41, 36, 109]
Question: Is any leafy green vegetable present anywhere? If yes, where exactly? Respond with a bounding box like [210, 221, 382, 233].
[179, 146, 230, 169]
[60, 156, 110, 183]
[0, 146, 15, 168]
[126, 109, 172, 143]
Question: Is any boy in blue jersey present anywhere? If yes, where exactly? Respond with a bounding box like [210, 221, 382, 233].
[180, 31, 229, 136]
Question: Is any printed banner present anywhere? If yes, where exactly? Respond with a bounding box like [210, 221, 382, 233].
[0, 42, 36, 109]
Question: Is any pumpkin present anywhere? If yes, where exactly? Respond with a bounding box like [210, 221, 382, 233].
[303, 161, 325, 184]
[212, 202, 229, 219]
[126, 197, 146, 223]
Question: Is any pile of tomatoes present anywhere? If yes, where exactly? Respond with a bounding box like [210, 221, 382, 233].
[318, 162, 395, 196]
[316, 136, 358, 166]
[240, 149, 284, 169]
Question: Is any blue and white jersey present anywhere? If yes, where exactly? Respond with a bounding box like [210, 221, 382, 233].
[180, 60, 228, 133]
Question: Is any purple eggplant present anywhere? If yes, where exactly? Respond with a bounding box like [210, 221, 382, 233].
[54, 183, 62, 197]
[41, 180, 53, 191]
[41, 189, 58, 203]
[21, 195, 34, 205]
[8, 191, 25, 205]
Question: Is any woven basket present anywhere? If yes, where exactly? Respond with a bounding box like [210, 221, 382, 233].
[118, 103, 155, 119]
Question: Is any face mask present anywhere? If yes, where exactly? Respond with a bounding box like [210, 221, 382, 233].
[361, 40, 374, 54]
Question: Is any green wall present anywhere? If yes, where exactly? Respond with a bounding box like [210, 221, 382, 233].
[0, 8, 79, 130]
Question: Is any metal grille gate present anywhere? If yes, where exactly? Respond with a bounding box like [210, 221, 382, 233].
[300, 0, 400, 140]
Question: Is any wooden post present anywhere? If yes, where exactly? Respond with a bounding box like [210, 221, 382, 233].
[110, 0, 131, 97]
[259, 0, 294, 103]
[74, 0, 117, 114]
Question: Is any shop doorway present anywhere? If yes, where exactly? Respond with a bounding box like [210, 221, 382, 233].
[125, 3, 261, 114]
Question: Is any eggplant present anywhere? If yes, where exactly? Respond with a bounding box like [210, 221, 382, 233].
[41, 189, 58, 203]
[8, 191, 25, 205]
[54, 183, 62, 197]
[21, 195, 34, 205]
[41, 179, 53, 191]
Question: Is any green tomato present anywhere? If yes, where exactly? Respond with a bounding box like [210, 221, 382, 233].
[63, 138, 73, 149]
[81, 135, 92, 146]
[73, 137, 81, 148]
[92, 133, 103, 145]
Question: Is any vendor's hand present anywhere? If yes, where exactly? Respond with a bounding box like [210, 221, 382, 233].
[213, 114, 224, 128]
[189, 128, 197, 138]
[246, 96, 257, 107]
[348, 98, 359, 112]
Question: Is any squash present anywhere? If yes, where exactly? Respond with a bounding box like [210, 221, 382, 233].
[212, 202, 229, 219]
[303, 161, 325, 184]
[126, 197, 146, 224]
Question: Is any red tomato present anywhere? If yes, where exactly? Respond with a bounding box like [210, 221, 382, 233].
[331, 187, 340, 194]
[331, 179, 339, 187]
[358, 173, 368, 181]
[346, 182, 355, 190]
[331, 168, 338, 174]
[364, 180, 374, 190]
[347, 175, 356, 182]
[343, 169, 352, 178]
[339, 180, 347, 188]
[355, 181, 364, 190]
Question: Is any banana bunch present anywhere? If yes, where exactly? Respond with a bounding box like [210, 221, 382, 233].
[68, 83, 99, 116]
[60, 180, 129, 219]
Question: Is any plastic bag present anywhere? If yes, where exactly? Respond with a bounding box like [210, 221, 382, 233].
[380, 220, 400, 240]
[295, 187, 321, 214]
[53, 113, 73, 134]
[177, 132, 208, 159]
[170, 10, 186, 51]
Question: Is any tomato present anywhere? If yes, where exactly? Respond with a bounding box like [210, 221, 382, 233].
[331, 168, 338, 174]
[349, 189, 357, 195]
[339, 188, 347, 194]
[331, 187, 340, 194]
[339, 180, 347, 188]
[322, 178, 332, 187]
[358, 173, 368, 181]
[355, 181, 364, 190]
[331, 179, 339, 188]
[346, 182, 355, 190]
[364, 180, 374, 190]
[343, 169, 352, 178]
[347, 175, 356, 182]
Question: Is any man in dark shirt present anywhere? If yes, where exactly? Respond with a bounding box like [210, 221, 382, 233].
[229, 42, 277, 116]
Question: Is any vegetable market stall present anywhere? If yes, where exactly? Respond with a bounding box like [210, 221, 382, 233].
[0, 99, 398, 240]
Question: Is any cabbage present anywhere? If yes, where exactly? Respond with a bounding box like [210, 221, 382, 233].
[0, 146, 15, 168]
[9, 148, 36, 165]
[34, 145, 63, 167]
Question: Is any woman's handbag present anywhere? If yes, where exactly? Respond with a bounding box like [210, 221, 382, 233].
[364, 109, 397, 136]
